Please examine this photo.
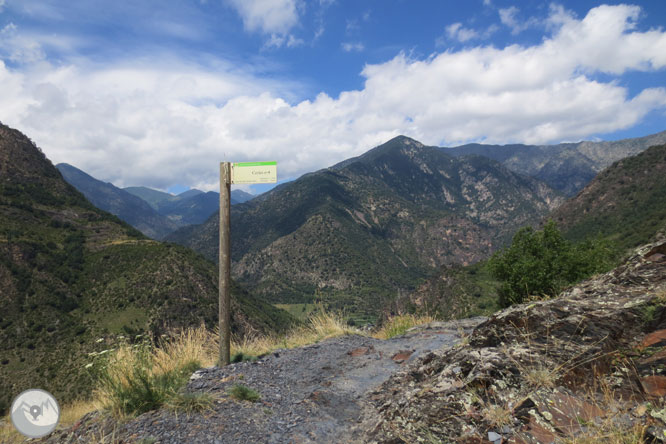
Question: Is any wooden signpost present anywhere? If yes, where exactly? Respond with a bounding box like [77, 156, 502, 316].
[219, 161, 277, 366]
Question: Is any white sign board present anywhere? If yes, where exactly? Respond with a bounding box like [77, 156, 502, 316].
[231, 161, 277, 184]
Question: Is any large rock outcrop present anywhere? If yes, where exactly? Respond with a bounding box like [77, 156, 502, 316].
[367, 238, 666, 443]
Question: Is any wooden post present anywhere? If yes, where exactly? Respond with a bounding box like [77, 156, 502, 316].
[219, 162, 231, 366]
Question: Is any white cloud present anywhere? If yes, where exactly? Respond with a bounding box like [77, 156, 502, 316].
[438, 23, 497, 46]
[341, 42, 364, 52]
[226, 0, 301, 35]
[0, 23, 46, 63]
[0, 4, 665, 192]
[445, 23, 478, 42]
[265, 33, 304, 49]
[499, 6, 541, 34]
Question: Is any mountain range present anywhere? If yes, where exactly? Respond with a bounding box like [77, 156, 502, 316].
[3, 117, 666, 422]
[168, 136, 563, 322]
[399, 141, 666, 323]
[56, 163, 178, 239]
[445, 130, 666, 196]
[552, 142, 666, 251]
[0, 123, 292, 414]
[57, 164, 254, 239]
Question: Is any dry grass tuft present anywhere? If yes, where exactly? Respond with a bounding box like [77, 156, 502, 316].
[373, 314, 436, 340]
[482, 403, 513, 427]
[562, 422, 647, 444]
[232, 309, 360, 358]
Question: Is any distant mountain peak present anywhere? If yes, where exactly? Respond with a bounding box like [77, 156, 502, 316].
[388, 135, 424, 147]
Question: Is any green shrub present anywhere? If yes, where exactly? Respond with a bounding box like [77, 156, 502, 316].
[489, 221, 613, 307]
[228, 384, 260, 402]
[231, 352, 257, 363]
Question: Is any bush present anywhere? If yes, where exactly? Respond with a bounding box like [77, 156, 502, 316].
[228, 384, 260, 402]
[489, 221, 613, 307]
[92, 337, 204, 416]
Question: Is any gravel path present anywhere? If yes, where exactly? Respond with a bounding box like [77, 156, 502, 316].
[42, 317, 484, 444]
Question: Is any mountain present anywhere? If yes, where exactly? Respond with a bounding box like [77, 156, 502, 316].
[0, 123, 295, 414]
[551, 143, 666, 253]
[177, 188, 205, 200]
[231, 189, 255, 204]
[56, 163, 178, 240]
[400, 141, 666, 325]
[157, 190, 220, 226]
[168, 136, 563, 321]
[124, 186, 253, 227]
[123, 186, 179, 210]
[444, 130, 666, 196]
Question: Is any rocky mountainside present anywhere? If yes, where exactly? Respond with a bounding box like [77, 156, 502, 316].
[230, 189, 255, 204]
[445, 130, 666, 196]
[0, 123, 295, 414]
[551, 143, 666, 253]
[41, 239, 666, 443]
[397, 142, 666, 324]
[56, 163, 178, 239]
[168, 136, 563, 320]
[367, 238, 666, 443]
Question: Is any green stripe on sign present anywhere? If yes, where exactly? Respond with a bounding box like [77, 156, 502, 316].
[234, 161, 277, 167]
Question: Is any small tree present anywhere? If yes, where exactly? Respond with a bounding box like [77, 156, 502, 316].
[489, 221, 613, 307]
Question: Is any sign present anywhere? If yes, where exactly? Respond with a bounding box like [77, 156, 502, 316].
[218, 160, 277, 366]
[231, 161, 277, 184]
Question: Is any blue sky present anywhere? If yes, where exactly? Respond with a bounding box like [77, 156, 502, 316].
[0, 0, 664, 194]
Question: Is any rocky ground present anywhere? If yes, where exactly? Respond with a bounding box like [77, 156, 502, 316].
[367, 239, 666, 443]
[27, 238, 666, 443]
[36, 318, 482, 443]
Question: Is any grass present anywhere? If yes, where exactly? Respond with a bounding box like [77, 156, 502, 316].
[84, 308, 359, 419]
[230, 308, 360, 358]
[373, 313, 436, 339]
[0, 307, 437, 441]
[562, 425, 647, 444]
[273, 303, 318, 321]
[165, 392, 213, 414]
[91, 330, 211, 418]
[560, 380, 650, 444]
[228, 384, 261, 403]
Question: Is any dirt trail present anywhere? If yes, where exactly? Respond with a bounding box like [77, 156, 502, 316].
[43, 317, 484, 444]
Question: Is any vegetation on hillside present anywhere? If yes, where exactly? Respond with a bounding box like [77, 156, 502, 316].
[488, 221, 614, 306]
[169, 136, 563, 320]
[0, 123, 295, 416]
[552, 143, 666, 255]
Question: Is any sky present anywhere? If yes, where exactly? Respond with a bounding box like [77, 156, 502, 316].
[0, 0, 665, 194]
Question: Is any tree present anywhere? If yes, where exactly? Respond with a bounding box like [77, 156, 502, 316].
[489, 221, 613, 307]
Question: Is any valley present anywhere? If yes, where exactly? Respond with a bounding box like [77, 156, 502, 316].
[3, 121, 666, 441]
[0, 124, 294, 415]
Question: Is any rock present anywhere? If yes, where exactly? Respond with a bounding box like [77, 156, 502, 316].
[390, 351, 413, 364]
[641, 375, 666, 397]
[641, 329, 666, 348]
[366, 240, 666, 444]
[348, 346, 374, 357]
